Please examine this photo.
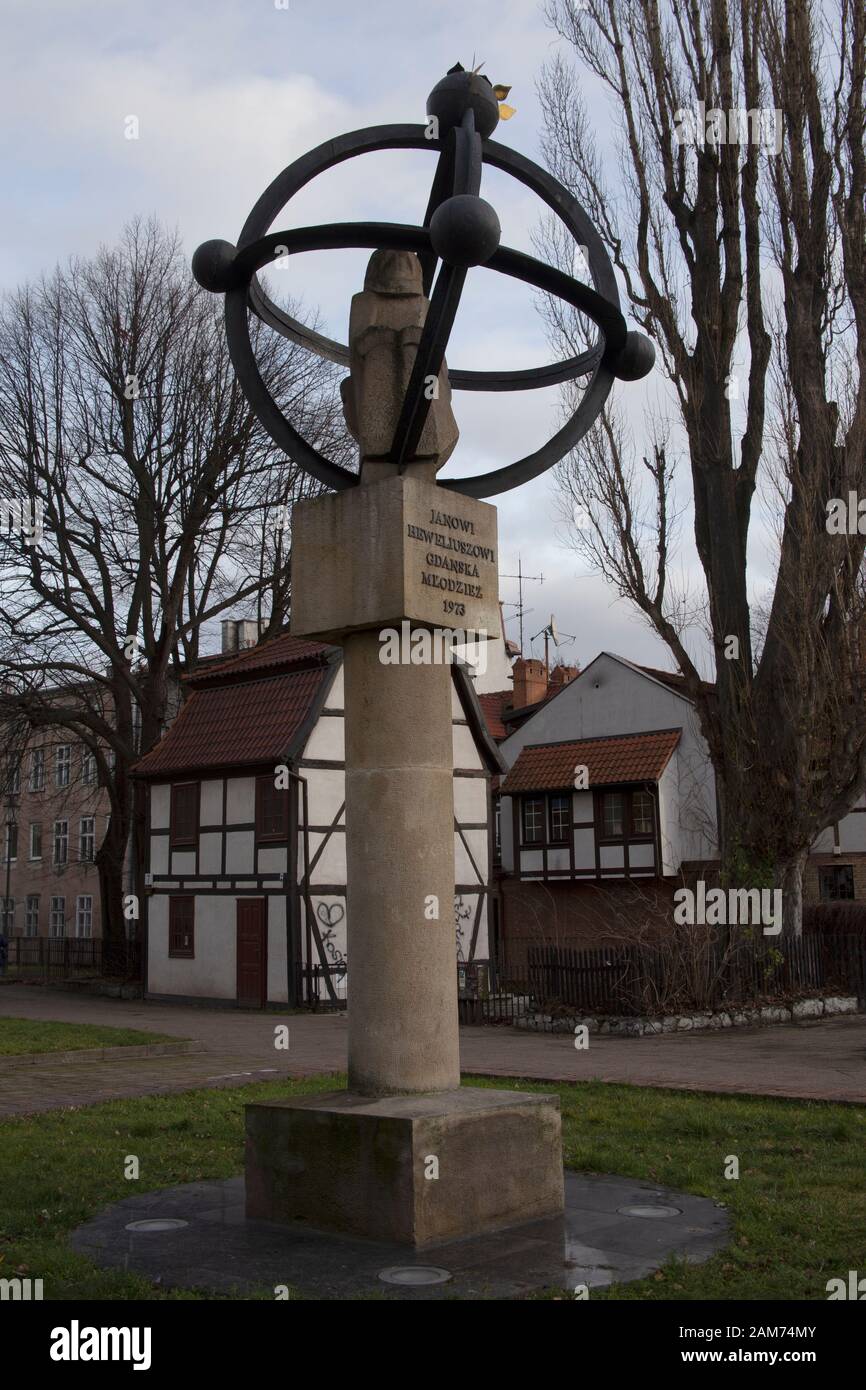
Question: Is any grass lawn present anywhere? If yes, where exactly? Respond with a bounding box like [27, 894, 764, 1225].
[0, 1017, 177, 1056]
[0, 1072, 862, 1300]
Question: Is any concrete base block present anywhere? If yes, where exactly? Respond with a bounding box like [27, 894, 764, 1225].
[245, 1087, 564, 1247]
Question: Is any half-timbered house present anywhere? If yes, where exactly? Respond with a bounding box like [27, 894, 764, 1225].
[493, 651, 866, 963]
[134, 631, 505, 1008]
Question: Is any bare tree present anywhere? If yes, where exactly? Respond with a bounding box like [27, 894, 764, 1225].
[0, 219, 351, 941]
[539, 0, 866, 931]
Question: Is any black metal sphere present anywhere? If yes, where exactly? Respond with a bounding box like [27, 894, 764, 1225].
[427, 70, 500, 140]
[430, 194, 502, 268]
[192, 239, 240, 293]
[611, 330, 656, 381]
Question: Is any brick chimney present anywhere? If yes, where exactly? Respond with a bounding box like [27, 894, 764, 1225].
[549, 663, 579, 689]
[510, 658, 548, 709]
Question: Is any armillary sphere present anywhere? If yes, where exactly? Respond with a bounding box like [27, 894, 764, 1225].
[192, 66, 655, 500]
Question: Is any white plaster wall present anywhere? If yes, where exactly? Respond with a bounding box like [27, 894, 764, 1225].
[151, 785, 170, 830]
[305, 768, 345, 826]
[600, 845, 625, 871]
[200, 779, 224, 826]
[258, 846, 287, 875]
[456, 829, 486, 884]
[630, 843, 655, 869]
[308, 830, 347, 884]
[199, 833, 222, 876]
[498, 654, 717, 862]
[324, 666, 344, 709]
[520, 849, 543, 874]
[304, 714, 344, 762]
[452, 724, 480, 769]
[147, 893, 236, 999]
[454, 776, 487, 823]
[267, 895, 288, 1003]
[150, 835, 169, 875]
[226, 776, 255, 824]
[548, 847, 570, 871]
[838, 814, 866, 852]
[225, 831, 255, 874]
[657, 753, 682, 874]
[451, 683, 464, 719]
[171, 851, 196, 876]
[573, 827, 594, 870]
[454, 634, 514, 695]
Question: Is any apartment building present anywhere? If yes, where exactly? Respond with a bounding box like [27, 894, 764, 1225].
[2, 736, 111, 939]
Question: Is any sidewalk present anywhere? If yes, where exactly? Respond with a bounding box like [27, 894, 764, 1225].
[1, 985, 864, 1115]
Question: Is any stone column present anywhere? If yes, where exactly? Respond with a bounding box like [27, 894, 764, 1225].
[342, 629, 459, 1095]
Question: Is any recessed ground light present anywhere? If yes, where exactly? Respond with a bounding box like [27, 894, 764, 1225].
[618, 1204, 682, 1219]
[378, 1266, 452, 1286]
[124, 1218, 189, 1232]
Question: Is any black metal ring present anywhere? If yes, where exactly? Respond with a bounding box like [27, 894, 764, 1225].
[225, 123, 627, 498]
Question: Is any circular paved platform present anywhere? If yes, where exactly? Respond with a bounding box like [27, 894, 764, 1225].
[71, 1172, 729, 1300]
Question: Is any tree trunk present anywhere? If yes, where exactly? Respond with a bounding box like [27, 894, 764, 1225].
[779, 848, 808, 939]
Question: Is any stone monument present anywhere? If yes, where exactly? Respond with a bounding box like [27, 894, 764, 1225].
[193, 65, 654, 1247]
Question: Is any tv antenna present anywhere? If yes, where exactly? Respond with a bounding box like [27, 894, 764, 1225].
[499, 554, 544, 655]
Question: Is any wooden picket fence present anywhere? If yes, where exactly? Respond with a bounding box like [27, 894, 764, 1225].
[522, 933, 866, 1017]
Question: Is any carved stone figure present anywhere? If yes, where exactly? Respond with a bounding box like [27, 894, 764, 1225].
[340, 249, 458, 483]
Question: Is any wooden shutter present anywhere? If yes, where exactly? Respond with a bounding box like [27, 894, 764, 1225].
[170, 783, 199, 846]
[256, 775, 289, 841]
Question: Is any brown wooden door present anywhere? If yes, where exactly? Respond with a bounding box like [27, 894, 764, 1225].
[236, 898, 267, 1008]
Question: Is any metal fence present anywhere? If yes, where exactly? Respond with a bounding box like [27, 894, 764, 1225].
[2, 936, 142, 982]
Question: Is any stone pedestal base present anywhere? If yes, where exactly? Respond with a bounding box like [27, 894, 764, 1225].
[245, 1088, 564, 1247]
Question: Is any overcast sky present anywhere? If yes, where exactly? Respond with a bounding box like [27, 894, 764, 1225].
[0, 0, 733, 673]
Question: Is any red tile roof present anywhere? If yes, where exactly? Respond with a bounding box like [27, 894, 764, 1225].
[501, 728, 681, 794]
[134, 667, 330, 777]
[478, 690, 512, 741]
[189, 631, 334, 686]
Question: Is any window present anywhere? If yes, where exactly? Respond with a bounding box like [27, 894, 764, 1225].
[25, 895, 39, 937]
[4, 822, 17, 863]
[170, 783, 199, 847]
[169, 896, 195, 958]
[255, 775, 289, 841]
[29, 823, 42, 860]
[1, 898, 13, 932]
[819, 865, 854, 902]
[631, 789, 655, 836]
[6, 757, 20, 795]
[549, 794, 571, 843]
[79, 816, 95, 862]
[49, 896, 66, 937]
[602, 791, 624, 838]
[82, 749, 97, 785]
[53, 820, 68, 866]
[521, 796, 544, 844]
[55, 745, 71, 787]
[494, 798, 501, 862]
[29, 748, 45, 792]
[75, 895, 93, 939]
